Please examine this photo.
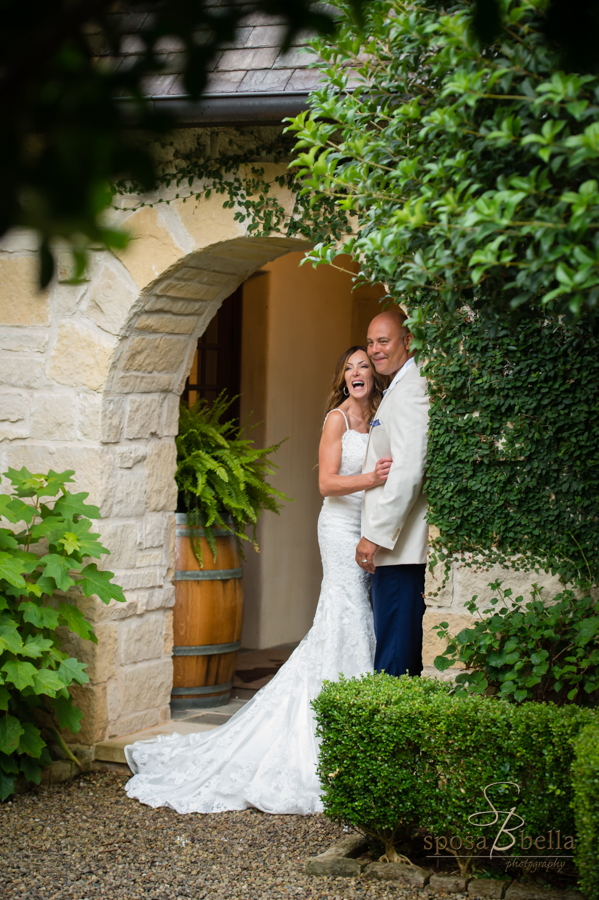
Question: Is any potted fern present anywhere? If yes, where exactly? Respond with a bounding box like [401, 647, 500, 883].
[175, 392, 289, 565]
[171, 394, 290, 708]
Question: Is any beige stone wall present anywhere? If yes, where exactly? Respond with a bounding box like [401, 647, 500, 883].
[0, 173, 312, 743]
[422, 550, 566, 677]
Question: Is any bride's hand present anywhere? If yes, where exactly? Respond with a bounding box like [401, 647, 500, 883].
[370, 456, 392, 488]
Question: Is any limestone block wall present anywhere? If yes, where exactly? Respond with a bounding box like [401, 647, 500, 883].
[422, 554, 565, 677]
[0, 167, 311, 743]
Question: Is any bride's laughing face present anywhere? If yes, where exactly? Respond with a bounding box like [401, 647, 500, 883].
[344, 350, 374, 401]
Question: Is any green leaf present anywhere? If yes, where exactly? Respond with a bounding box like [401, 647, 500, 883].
[0, 713, 23, 754]
[39, 554, 79, 591]
[5, 496, 37, 522]
[38, 470, 76, 498]
[28, 517, 62, 543]
[0, 686, 10, 710]
[58, 532, 81, 556]
[19, 601, 60, 630]
[0, 528, 20, 551]
[0, 769, 15, 800]
[434, 654, 454, 672]
[1, 660, 38, 690]
[58, 518, 106, 560]
[0, 495, 19, 524]
[0, 625, 23, 655]
[35, 575, 57, 596]
[0, 552, 28, 588]
[5, 466, 45, 497]
[57, 603, 96, 641]
[0, 751, 18, 774]
[22, 633, 55, 658]
[58, 657, 89, 685]
[5, 467, 74, 499]
[77, 564, 125, 604]
[51, 694, 84, 733]
[53, 491, 100, 521]
[18, 721, 45, 758]
[33, 668, 66, 696]
[19, 755, 42, 784]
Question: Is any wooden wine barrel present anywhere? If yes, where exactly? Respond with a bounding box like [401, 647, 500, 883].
[171, 513, 244, 709]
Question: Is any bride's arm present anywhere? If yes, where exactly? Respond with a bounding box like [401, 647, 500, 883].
[318, 413, 391, 497]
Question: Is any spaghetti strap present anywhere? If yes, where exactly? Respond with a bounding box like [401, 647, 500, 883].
[323, 408, 349, 431]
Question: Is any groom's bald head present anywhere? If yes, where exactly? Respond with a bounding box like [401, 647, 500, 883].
[367, 308, 413, 378]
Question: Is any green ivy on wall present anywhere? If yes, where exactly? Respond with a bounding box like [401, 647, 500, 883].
[425, 314, 599, 586]
[285, 0, 599, 589]
[112, 130, 353, 245]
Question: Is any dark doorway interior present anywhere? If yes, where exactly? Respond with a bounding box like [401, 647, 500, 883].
[181, 286, 243, 424]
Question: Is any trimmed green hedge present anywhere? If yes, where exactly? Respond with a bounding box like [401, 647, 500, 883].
[313, 674, 598, 872]
[573, 725, 599, 900]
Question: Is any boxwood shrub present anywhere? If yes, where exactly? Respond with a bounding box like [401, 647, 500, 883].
[572, 725, 599, 900]
[313, 674, 598, 872]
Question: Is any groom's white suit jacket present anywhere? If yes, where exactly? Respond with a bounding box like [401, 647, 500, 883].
[361, 358, 430, 566]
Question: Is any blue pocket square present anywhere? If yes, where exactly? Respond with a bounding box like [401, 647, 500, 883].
[371, 419, 381, 427]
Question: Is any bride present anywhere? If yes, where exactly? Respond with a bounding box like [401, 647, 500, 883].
[125, 346, 390, 815]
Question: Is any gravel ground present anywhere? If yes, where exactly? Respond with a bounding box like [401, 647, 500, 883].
[0, 770, 430, 900]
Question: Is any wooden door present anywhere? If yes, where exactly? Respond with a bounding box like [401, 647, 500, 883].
[182, 287, 243, 423]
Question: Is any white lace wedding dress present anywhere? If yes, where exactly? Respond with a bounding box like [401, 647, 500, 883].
[124, 410, 375, 815]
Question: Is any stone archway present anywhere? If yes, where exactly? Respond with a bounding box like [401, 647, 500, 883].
[93, 235, 313, 742]
[59, 231, 312, 745]
[0, 193, 312, 746]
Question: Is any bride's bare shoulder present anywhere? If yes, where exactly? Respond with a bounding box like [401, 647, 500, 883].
[322, 408, 348, 438]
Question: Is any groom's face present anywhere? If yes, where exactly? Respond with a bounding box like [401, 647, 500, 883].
[367, 314, 412, 377]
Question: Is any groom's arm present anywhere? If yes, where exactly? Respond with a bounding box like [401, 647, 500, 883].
[362, 381, 429, 551]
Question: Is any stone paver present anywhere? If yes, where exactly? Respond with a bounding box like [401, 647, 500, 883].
[94, 690, 253, 764]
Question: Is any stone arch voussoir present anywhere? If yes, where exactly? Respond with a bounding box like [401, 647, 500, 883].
[88, 235, 311, 743]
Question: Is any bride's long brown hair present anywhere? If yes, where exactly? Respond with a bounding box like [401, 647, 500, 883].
[324, 346, 388, 424]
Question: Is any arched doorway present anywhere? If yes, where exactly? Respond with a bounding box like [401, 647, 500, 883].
[0, 198, 387, 748]
[87, 233, 384, 743]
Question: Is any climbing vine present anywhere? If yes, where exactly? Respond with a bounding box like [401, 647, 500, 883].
[424, 314, 599, 588]
[113, 24, 599, 592]
[286, 0, 599, 589]
[112, 129, 353, 244]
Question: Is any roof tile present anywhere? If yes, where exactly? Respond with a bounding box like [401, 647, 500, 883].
[203, 71, 247, 94]
[216, 47, 279, 71]
[106, 12, 149, 33]
[121, 34, 146, 55]
[142, 74, 179, 96]
[238, 69, 293, 92]
[98, 7, 353, 98]
[154, 36, 186, 53]
[272, 46, 315, 69]
[240, 12, 288, 26]
[286, 68, 326, 91]
[244, 24, 287, 48]
[218, 27, 254, 49]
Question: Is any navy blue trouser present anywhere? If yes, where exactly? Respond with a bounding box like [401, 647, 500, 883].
[371, 563, 426, 677]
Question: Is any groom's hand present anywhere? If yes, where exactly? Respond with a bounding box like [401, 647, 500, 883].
[356, 537, 378, 574]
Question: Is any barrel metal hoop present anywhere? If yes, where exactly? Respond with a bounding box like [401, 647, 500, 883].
[175, 527, 233, 538]
[175, 513, 234, 526]
[171, 682, 234, 696]
[173, 641, 241, 657]
[174, 567, 243, 581]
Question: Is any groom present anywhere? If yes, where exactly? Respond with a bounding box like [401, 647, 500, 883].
[356, 309, 430, 677]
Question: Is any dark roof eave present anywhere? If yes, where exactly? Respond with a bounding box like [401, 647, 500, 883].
[120, 91, 312, 126]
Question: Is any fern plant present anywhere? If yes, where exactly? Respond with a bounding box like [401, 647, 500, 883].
[176, 394, 290, 565]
